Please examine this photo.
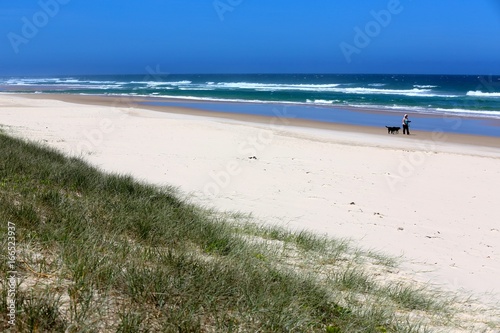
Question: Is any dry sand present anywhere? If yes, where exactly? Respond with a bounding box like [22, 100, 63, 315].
[1, 93, 499, 305]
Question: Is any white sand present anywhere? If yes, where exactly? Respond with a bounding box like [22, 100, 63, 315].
[1, 94, 499, 305]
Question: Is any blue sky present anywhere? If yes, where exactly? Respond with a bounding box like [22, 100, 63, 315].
[1, 0, 499, 75]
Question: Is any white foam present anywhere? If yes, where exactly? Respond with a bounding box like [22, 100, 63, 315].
[435, 108, 500, 118]
[130, 80, 192, 86]
[1, 78, 125, 89]
[466, 91, 500, 98]
[306, 99, 342, 105]
[1, 78, 58, 85]
[167, 80, 192, 85]
[337, 87, 458, 98]
[179, 87, 216, 91]
[146, 94, 301, 105]
[414, 85, 438, 88]
[203, 83, 459, 98]
[213, 82, 341, 92]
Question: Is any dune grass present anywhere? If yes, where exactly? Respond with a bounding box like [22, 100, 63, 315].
[0, 131, 498, 332]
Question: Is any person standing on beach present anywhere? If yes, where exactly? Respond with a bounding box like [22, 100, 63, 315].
[402, 114, 411, 135]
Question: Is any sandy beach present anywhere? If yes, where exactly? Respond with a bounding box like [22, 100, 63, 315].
[1, 93, 499, 306]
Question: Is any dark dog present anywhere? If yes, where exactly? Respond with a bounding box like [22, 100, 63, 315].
[385, 126, 401, 134]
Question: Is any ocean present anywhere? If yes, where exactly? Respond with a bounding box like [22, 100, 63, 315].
[1, 74, 500, 136]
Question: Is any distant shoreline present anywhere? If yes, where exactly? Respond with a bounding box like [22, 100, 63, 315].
[16, 92, 500, 148]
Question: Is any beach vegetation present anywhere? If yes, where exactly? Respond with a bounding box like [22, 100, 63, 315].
[0, 132, 498, 332]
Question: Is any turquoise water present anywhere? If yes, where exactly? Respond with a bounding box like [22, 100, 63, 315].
[1, 74, 499, 135]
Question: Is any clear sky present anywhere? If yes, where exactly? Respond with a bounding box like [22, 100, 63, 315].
[1, 0, 499, 76]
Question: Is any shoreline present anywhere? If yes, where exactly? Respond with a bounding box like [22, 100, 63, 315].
[1, 93, 499, 305]
[12, 93, 500, 149]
